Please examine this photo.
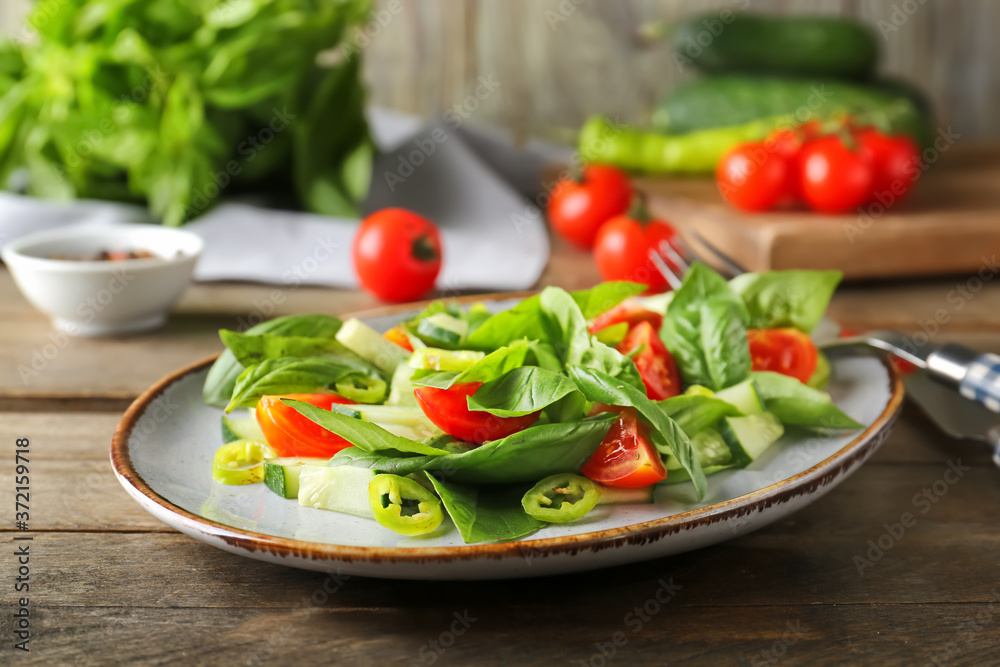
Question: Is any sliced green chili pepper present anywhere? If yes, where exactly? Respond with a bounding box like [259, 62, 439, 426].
[368, 474, 445, 536]
[521, 474, 602, 524]
[594, 322, 629, 347]
[334, 374, 386, 404]
[212, 439, 265, 485]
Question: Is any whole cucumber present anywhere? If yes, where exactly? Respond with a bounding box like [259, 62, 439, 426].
[673, 13, 878, 79]
[652, 75, 933, 147]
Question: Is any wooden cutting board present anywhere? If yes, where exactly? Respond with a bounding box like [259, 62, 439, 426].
[638, 144, 1000, 279]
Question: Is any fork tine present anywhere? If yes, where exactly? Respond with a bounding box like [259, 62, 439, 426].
[648, 248, 683, 290]
[658, 239, 690, 274]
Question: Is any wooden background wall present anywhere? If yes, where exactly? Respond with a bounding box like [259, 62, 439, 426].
[4, 0, 998, 140]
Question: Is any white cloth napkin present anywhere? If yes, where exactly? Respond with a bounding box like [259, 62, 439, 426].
[0, 109, 556, 291]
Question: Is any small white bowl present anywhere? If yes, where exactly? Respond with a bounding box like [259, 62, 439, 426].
[2, 225, 203, 336]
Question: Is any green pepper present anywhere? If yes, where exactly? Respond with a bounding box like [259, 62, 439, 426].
[521, 474, 602, 524]
[212, 440, 265, 485]
[334, 375, 386, 404]
[368, 474, 445, 536]
[579, 115, 783, 174]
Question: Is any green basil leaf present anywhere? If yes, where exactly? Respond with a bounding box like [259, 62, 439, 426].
[751, 372, 863, 430]
[700, 300, 752, 391]
[577, 341, 645, 391]
[203, 315, 343, 407]
[571, 281, 648, 320]
[566, 365, 706, 501]
[219, 330, 368, 370]
[227, 357, 380, 411]
[661, 264, 750, 391]
[468, 367, 581, 418]
[539, 286, 591, 365]
[729, 270, 842, 333]
[424, 474, 543, 544]
[329, 416, 617, 485]
[465, 295, 546, 351]
[282, 399, 449, 456]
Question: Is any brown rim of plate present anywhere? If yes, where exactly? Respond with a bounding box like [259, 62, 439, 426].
[110, 292, 905, 565]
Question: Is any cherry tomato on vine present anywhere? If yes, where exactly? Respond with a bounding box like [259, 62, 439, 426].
[414, 382, 539, 443]
[593, 203, 680, 293]
[855, 128, 920, 205]
[748, 329, 819, 384]
[548, 165, 632, 249]
[799, 136, 874, 214]
[716, 142, 794, 212]
[353, 208, 442, 303]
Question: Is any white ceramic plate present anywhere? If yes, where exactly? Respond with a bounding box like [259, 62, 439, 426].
[112, 295, 903, 580]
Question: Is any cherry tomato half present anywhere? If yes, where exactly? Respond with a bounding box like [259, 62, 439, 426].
[748, 329, 819, 384]
[548, 165, 632, 249]
[799, 136, 874, 214]
[716, 141, 794, 212]
[617, 321, 681, 400]
[353, 208, 442, 303]
[414, 382, 539, 443]
[588, 300, 663, 336]
[256, 393, 356, 458]
[581, 407, 667, 488]
[593, 212, 679, 293]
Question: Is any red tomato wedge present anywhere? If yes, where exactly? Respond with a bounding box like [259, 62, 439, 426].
[581, 407, 667, 488]
[617, 321, 681, 400]
[588, 300, 663, 336]
[414, 382, 539, 443]
[255, 393, 355, 458]
[748, 328, 819, 384]
[383, 324, 414, 352]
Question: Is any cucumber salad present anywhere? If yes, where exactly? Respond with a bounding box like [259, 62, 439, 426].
[201, 264, 862, 544]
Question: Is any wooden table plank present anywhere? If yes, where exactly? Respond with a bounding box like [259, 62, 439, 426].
[3, 599, 997, 666]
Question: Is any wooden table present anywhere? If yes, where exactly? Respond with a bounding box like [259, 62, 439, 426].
[2, 239, 999, 665]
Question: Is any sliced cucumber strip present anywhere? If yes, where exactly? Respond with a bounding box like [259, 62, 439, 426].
[264, 457, 327, 499]
[336, 318, 408, 375]
[415, 313, 468, 348]
[721, 412, 785, 467]
[715, 379, 765, 415]
[298, 465, 377, 518]
[387, 362, 419, 406]
[664, 428, 733, 470]
[221, 415, 265, 444]
[357, 405, 436, 428]
[595, 485, 654, 505]
[409, 348, 485, 372]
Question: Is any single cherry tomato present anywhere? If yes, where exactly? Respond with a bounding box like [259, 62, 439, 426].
[764, 121, 823, 203]
[383, 324, 414, 352]
[548, 165, 633, 249]
[353, 208, 442, 303]
[588, 299, 664, 336]
[414, 382, 539, 443]
[593, 204, 680, 293]
[748, 329, 819, 384]
[716, 141, 794, 212]
[855, 128, 920, 205]
[799, 136, 874, 214]
[581, 407, 667, 487]
[255, 393, 356, 458]
[617, 321, 681, 400]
